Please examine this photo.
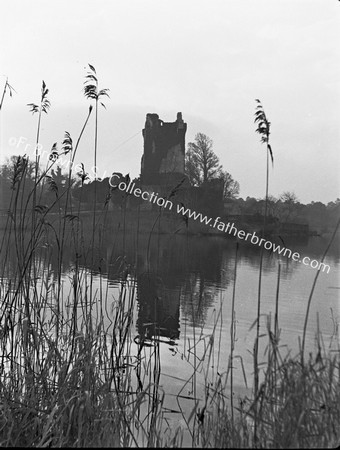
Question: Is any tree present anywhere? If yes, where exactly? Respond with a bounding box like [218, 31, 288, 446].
[218, 170, 240, 200]
[40, 165, 75, 208]
[280, 191, 299, 204]
[279, 191, 299, 222]
[185, 133, 221, 186]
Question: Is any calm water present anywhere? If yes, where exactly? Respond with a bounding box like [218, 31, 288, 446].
[65, 231, 339, 411]
[2, 228, 339, 433]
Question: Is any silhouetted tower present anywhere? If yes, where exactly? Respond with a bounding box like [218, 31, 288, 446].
[140, 112, 187, 185]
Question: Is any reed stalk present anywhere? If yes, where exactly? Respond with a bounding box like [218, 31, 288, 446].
[229, 242, 238, 427]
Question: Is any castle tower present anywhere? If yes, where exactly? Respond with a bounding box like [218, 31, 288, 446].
[140, 112, 187, 186]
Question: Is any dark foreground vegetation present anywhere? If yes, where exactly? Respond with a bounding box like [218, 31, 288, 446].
[0, 72, 339, 447]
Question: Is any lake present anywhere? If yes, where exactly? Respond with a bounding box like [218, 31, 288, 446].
[46, 228, 339, 429]
[1, 224, 339, 442]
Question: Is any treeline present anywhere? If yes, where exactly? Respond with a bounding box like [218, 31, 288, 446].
[0, 156, 80, 212]
[226, 193, 340, 234]
[0, 156, 338, 234]
[0, 155, 130, 213]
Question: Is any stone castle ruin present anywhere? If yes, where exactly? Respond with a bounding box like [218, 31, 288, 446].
[139, 112, 223, 215]
[140, 112, 187, 186]
[110, 112, 223, 216]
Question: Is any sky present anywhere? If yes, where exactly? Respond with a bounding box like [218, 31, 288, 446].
[0, 0, 339, 204]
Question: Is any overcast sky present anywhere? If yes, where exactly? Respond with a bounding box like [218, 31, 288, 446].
[0, 0, 339, 204]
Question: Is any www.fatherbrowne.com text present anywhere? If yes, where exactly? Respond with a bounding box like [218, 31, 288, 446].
[109, 175, 331, 274]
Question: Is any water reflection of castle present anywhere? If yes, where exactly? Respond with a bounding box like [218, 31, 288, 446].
[104, 233, 232, 342]
[137, 272, 180, 341]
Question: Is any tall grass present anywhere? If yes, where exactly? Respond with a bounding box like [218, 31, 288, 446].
[196, 331, 340, 448]
[0, 76, 339, 448]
